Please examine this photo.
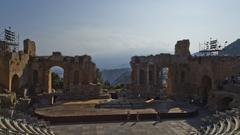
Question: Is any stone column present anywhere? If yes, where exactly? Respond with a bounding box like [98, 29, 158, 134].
[47, 70, 52, 93]
[64, 67, 69, 92]
[159, 67, 163, 88]
[136, 64, 140, 85]
[146, 64, 149, 85]
[154, 64, 157, 85]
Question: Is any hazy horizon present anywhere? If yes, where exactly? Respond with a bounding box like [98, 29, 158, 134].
[1, 0, 240, 69]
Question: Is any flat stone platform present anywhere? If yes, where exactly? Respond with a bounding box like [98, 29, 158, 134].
[34, 99, 198, 123]
[51, 120, 197, 135]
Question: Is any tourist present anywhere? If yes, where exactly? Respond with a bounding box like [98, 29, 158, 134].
[136, 112, 140, 122]
[157, 112, 161, 122]
[127, 111, 130, 121]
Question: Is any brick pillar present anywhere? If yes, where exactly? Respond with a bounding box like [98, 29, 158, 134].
[159, 67, 163, 88]
[146, 64, 149, 85]
[154, 65, 157, 85]
[136, 64, 140, 85]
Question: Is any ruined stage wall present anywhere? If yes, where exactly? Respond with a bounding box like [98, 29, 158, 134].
[0, 39, 100, 99]
[30, 52, 99, 98]
[129, 39, 240, 109]
[0, 39, 34, 94]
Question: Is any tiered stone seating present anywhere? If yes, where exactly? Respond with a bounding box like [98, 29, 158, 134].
[223, 117, 233, 134]
[197, 108, 240, 135]
[10, 120, 25, 133]
[18, 122, 33, 134]
[0, 117, 55, 135]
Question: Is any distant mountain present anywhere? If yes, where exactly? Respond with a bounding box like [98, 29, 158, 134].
[192, 39, 240, 57]
[219, 39, 240, 56]
[112, 70, 131, 85]
[101, 68, 131, 85]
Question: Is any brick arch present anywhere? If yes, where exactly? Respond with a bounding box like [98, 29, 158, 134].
[48, 66, 65, 93]
[41, 62, 70, 93]
[30, 54, 98, 95]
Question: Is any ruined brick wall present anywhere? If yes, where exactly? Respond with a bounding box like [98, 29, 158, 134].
[129, 39, 240, 109]
[0, 39, 99, 99]
[0, 53, 10, 89]
[29, 52, 99, 99]
[0, 50, 31, 95]
[0, 39, 37, 96]
[24, 39, 36, 57]
[175, 39, 190, 56]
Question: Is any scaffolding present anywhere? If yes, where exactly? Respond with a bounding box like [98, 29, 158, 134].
[198, 38, 228, 56]
[0, 26, 19, 52]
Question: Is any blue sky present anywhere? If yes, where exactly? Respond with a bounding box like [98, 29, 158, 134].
[1, 0, 240, 69]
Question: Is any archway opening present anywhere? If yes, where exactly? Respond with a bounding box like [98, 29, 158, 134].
[159, 67, 169, 88]
[217, 97, 233, 111]
[200, 75, 212, 105]
[49, 66, 64, 93]
[11, 74, 20, 95]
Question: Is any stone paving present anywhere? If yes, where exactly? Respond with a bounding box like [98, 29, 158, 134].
[50, 120, 197, 135]
[35, 99, 196, 117]
[47, 100, 208, 135]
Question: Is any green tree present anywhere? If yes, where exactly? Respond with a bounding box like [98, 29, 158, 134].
[114, 84, 124, 89]
[52, 72, 63, 90]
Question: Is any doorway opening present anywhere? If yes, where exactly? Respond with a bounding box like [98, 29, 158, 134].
[48, 66, 64, 93]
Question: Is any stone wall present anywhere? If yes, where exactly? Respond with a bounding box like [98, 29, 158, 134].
[24, 39, 36, 57]
[175, 39, 190, 56]
[0, 39, 100, 100]
[0, 39, 32, 95]
[129, 39, 240, 109]
[29, 52, 99, 99]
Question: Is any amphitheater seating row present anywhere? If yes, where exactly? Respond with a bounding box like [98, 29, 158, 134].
[0, 117, 55, 135]
[198, 108, 240, 135]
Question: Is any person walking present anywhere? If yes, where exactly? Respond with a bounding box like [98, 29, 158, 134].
[127, 111, 130, 121]
[136, 112, 140, 122]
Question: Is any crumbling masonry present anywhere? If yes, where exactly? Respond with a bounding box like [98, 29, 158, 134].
[129, 39, 240, 110]
[0, 39, 100, 100]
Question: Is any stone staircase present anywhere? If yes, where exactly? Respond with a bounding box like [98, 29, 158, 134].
[196, 108, 240, 135]
[0, 116, 55, 135]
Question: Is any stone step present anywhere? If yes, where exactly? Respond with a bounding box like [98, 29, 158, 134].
[34, 126, 48, 135]
[209, 123, 218, 135]
[0, 116, 55, 135]
[203, 125, 211, 135]
[32, 126, 49, 135]
[233, 116, 240, 131]
[26, 124, 41, 135]
[216, 120, 226, 134]
[41, 128, 52, 135]
[224, 118, 234, 134]
[1, 118, 18, 132]
[18, 122, 34, 134]
[0, 118, 7, 130]
[10, 120, 25, 133]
